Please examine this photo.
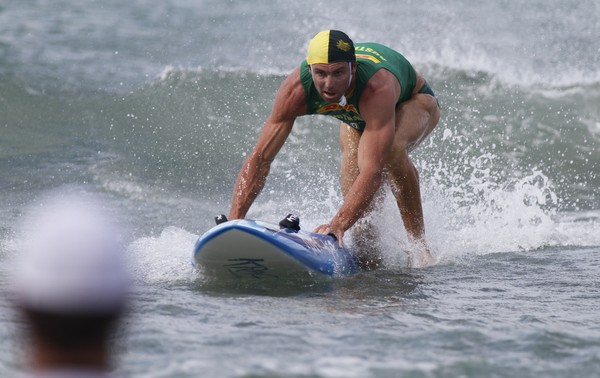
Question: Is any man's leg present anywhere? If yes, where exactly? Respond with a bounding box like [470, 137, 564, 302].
[385, 93, 440, 266]
[340, 123, 383, 269]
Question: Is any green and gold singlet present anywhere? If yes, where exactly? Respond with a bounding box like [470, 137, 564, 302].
[300, 42, 417, 131]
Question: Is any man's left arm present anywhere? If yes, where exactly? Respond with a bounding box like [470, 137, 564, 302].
[314, 70, 401, 244]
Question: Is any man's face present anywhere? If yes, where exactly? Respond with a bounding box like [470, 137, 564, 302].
[310, 62, 353, 103]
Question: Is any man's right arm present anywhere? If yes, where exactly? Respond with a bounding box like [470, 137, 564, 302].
[228, 67, 307, 220]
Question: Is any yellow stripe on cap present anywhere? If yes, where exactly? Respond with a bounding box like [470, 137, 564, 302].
[307, 30, 356, 65]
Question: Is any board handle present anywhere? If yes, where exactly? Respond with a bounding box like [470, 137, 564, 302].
[215, 214, 228, 225]
[279, 214, 300, 231]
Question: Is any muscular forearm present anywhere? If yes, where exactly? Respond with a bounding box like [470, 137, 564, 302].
[331, 168, 383, 231]
[227, 67, 303, 220]
[228, 153, 271, 219]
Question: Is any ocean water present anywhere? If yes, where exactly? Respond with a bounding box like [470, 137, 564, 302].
[1, 0, 599, 377]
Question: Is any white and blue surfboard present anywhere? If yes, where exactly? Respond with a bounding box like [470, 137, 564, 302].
[193, 217, 359, 280]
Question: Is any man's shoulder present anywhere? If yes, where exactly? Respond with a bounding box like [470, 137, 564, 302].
[272, 67, 307, 119]
[360, 69, 401, 107]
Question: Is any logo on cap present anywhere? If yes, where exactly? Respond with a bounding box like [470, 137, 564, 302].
[337, 39, 352, 52]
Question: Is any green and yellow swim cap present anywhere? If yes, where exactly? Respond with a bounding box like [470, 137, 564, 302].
[306, 30, 356, 65]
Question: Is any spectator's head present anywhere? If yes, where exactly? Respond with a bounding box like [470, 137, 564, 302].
[11, 190, 130, 370]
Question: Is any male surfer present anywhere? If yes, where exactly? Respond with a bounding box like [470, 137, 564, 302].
[228, 30, 440, 268]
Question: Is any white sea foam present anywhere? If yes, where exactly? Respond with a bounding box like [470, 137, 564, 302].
[128, 226, 198, 284]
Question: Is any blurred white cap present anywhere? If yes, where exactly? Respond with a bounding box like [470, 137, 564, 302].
[13, 191, 130, 315]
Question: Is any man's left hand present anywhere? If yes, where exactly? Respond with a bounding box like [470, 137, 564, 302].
[314, 224, 345, 247]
